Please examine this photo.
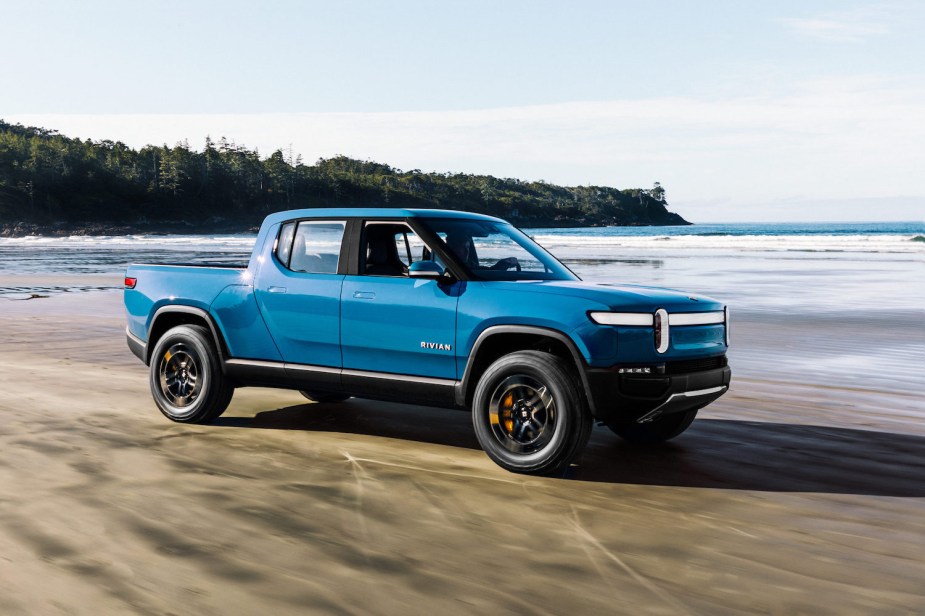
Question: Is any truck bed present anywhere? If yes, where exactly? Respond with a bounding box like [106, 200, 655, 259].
[124, 263, 251, 343]
[131, 262, 248, 269]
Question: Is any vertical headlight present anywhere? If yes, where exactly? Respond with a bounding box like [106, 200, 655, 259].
[654, 308, 669, 353]
[724, 306, 730, 346]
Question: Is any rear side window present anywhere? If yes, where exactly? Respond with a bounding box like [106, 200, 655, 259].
[277, 220, 346, 274]
[275, 222, 296, 267]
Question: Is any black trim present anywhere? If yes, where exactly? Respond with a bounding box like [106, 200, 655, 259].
[224, 359, 460, 409]
[586, 365, 732, 424]
[342, 369, 456, 407]
[148, 306, 228, 367]
[224, 359, 340, 390]
[126, 328, 146, 363]
[456, 325, 595, 414]
[664, 355, 727, 375]
[342, 219, 361, 275]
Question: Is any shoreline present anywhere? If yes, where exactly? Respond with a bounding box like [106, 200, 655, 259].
[0, 220, 263, 238]
[0, 219, 694, 238]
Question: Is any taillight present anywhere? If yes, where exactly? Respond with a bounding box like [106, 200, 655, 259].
[124, 277, 137, 289]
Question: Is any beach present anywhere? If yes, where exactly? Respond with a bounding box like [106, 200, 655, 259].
[0, 268, 923, 614]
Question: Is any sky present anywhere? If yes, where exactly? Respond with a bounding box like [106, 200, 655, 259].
[2, 0, 923, 222]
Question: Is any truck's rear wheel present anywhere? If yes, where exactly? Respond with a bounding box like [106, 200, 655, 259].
[608, 409, 698, 444]
[471, 351, 592, 475]
[149, 324, 234, 424]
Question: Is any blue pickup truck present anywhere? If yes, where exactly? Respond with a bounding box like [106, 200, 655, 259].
[125, 208, 730, 474]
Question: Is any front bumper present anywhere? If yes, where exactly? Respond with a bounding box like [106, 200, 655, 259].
[585, 357, 731, 425]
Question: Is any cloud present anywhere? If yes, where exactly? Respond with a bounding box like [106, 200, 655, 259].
[5, 76, 924, 222]
[779, 8, 890, 42]
[681, 195, 925, 223]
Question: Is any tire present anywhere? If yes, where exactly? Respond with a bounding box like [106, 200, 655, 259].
[299, 391, 350, 403]
[608, 409, 698, 444]
[471, 351, 592, 475]
[149, 324, 234, 424]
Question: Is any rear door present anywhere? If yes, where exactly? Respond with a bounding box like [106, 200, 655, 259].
[254, 219, 347, 367]
[340, 220, 461, 379]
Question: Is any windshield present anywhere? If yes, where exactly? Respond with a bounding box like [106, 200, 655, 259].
[420, 218, 578, 281]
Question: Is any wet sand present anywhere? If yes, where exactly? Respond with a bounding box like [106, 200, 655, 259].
[1, 280, 923, 614]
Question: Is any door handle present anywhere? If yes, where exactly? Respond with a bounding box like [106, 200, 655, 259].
[353, 291, 376, 300]
[268, 286, 287, 294]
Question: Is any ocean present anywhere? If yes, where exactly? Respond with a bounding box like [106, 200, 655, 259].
[1, 221, 923, 312]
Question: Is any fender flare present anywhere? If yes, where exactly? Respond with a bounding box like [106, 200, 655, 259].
[146, 305, 228, 367]
[455, 324, 596, 415]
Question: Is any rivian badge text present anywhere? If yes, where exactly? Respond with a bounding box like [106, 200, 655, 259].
[421, 341, 452, 351]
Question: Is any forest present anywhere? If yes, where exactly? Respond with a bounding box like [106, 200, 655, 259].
[0, 120, 689, 235]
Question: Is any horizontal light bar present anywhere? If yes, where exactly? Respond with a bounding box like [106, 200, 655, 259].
[589, 310, 727, 327]
[588, 312, 654, 326]
[668, 311, 725, 326]
[618, 366, 652, 374]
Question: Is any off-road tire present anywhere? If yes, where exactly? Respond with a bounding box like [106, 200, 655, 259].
[472, 350, 592, 475]
[149, 324, 234, 423]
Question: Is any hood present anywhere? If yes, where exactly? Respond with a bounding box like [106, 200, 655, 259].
[483, 280, 725, 313]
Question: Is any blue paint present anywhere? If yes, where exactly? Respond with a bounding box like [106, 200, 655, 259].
[125, 208, 729, 377]
[341, 275, 460, 378]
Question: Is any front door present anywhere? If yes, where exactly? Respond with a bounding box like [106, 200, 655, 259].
[340, 221, 460, 379]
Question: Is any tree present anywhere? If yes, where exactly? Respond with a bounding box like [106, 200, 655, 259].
[0, 120, 690, 229]
[650, 181, 666, 202]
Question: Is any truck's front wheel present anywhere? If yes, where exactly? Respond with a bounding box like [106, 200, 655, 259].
[472, 351, 592, 475]
[149, 324, 234, 424]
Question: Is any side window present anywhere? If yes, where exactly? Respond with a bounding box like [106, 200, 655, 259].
[275, 222, 296, 267]
[393, 228, 428, 267]
[362, 222, 434, 277]
[287, 221, 346, 274]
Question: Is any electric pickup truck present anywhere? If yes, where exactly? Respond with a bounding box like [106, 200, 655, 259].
[124, 208, 731, 474]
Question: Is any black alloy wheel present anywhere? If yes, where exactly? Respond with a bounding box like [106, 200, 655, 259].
[472, 351, 591, 475]
[487, 374, 556, 455]
[149, 324, 234, 423]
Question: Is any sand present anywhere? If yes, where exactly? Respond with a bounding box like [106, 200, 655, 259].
[0, 279, 923, 614]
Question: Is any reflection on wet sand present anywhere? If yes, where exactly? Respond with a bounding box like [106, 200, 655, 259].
[220, 403, 925, 497]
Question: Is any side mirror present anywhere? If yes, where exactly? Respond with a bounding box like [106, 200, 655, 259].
[409, 261, 447, 280]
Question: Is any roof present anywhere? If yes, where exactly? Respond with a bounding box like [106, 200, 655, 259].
[261, 207, 504, 228]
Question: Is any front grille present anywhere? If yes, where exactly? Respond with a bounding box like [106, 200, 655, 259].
[664, 355, 727, 375]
